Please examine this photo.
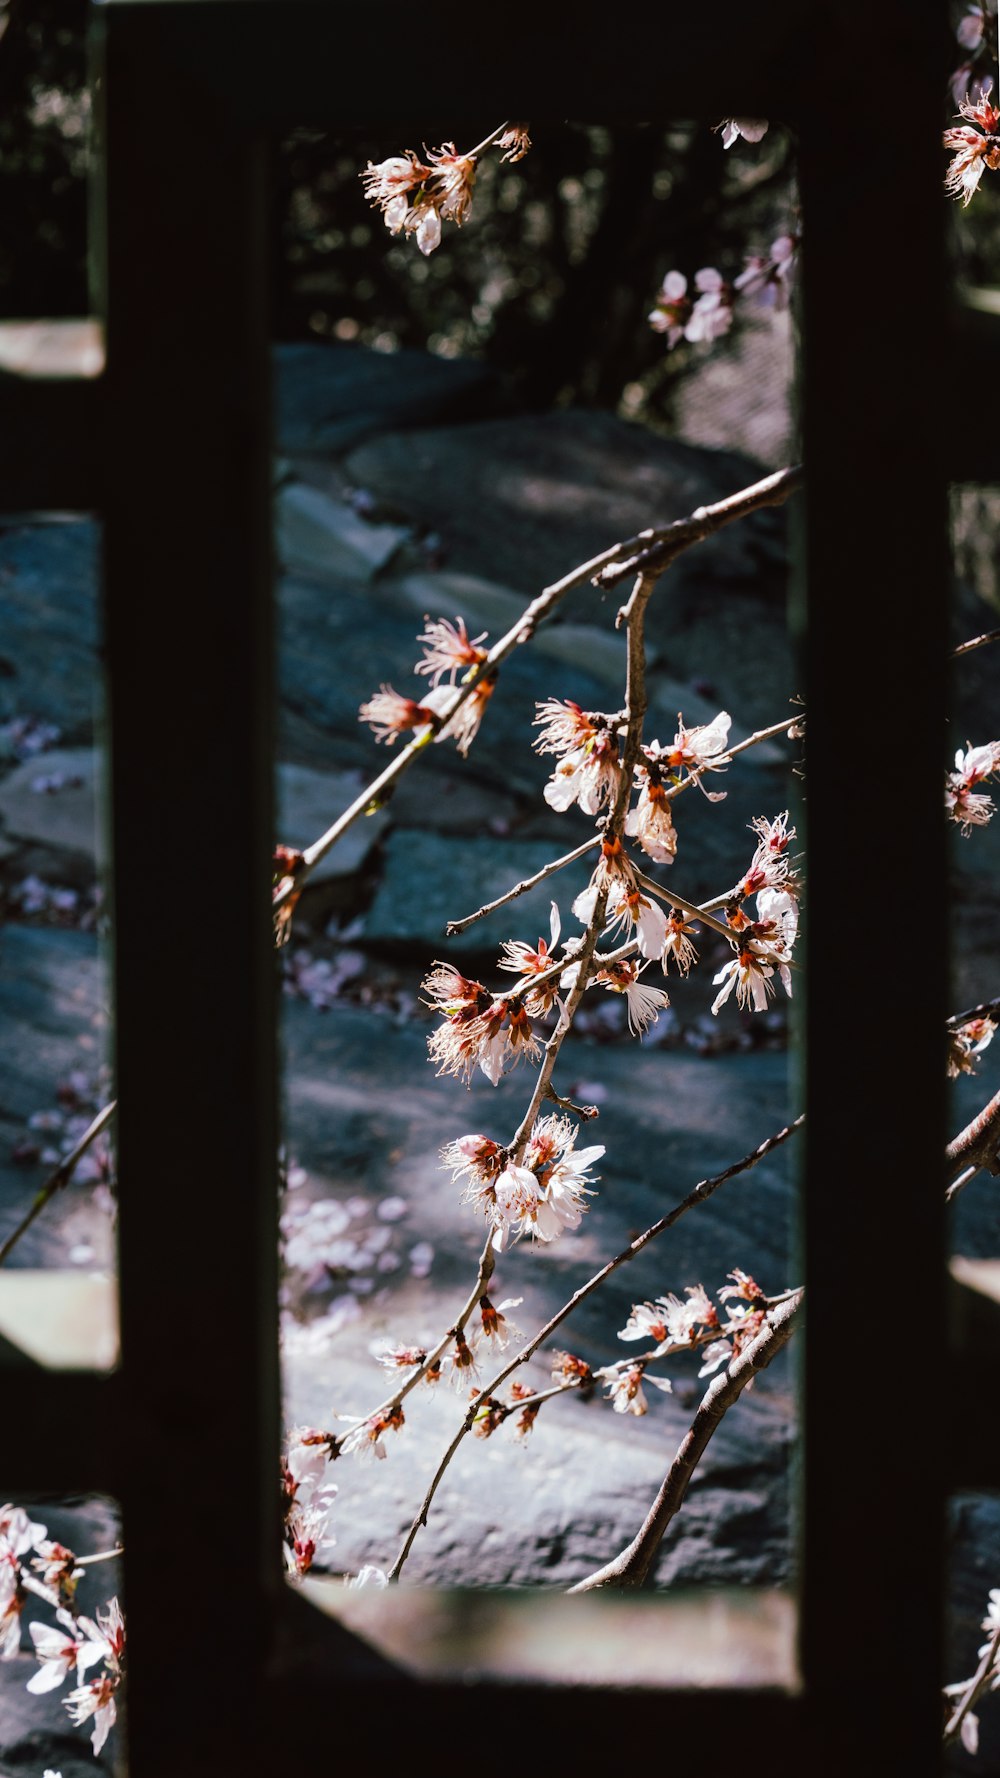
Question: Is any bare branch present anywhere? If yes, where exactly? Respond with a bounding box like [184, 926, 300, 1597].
[591, 465, 803, 591]
[953, 627, 1000, 659]
[568, 1288, 803, 1591]
[945, 1082, 1000, 1187]
[0, 1099, 117, 1267]
[446, 837, 599, 936]
[944, 1623, 1000, 1747]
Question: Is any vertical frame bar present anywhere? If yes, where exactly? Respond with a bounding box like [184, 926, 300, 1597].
[798, 7, 949, 1771]
[97, 10, 279, 1772]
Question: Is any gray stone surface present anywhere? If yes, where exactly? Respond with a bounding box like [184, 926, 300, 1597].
[363, 832, 568, 957]
[275, 481, 409, 582]
[274, 340, 500, 455]
[0, 521, 101, 742]
[0, 925, 113, 1271]
[0, 749, 103, 863]
[276, 763, 389, 882]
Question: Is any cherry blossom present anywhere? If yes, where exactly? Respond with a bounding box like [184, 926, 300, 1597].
[478, 1115, 604, 1249]
[684, 268, 734, 343]
[944, 92, 1000, 205]
[27, 1610, 107, 1694]
[588, 957, 671, 1036]
[358, 684, 438, 746]
[64, 1671, 119, 1755]
[648, 271, 692, 347]
[660, 908, 700, 975]
[626, 757, 679, 863]
[414, 615, 488, 687]
[341, 1404, 405, 1461]
[497, 902, 564, 1016]
[533, 699, 622, 814]
[734, 234, 799, 311]
[716, 118, 769, 149]
[947, 1015, 998, 1077]
[946, 739, 1000, 830]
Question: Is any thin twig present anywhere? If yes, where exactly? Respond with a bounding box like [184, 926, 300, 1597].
[567, 1289, 803, 1591]
[446, 837, 599, 936]
[591, 465, 803, 590]
[386, 1110, 804, 1578]
[953, 627, 1000, 658]
[74, 1546, 125, 1568]
[944, 1623, 1000, 1746]
[0, 1099, 117, 1267]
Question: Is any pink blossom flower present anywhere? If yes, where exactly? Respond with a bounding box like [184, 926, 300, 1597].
[484, 1116, 603, 1249]
[660, 908, 700, 975]
[64, 1671, 119, 1756]
[684, 269, 734, 343]
[27, 1610, 106, 1694]
[733, 234, 799, 310]
[958, 5, 985, 51]
[591, 957, 671, 1036]
[716, 118, 769, 149]
[534, 700, 622, 814]
[711, 943, 775, 1015]
[426, 144, 477, 224]
[341, 1404, 405, 1461]
[360, 151, 431, 213]
[576, 878, 667, 961]
[648, 271, 692, 347]
[645, 712, 732, 792]
[946, 740, 1000, 830]
[414, 615, 488, 687]
[497, 902, 564, 1015]
[626, 762, 679, 862]
[944, 92, 1000, 204]
[419, 676, 496, 755]
[358, 684, 438, 745]
[698, 1338, 734, 1376]
[947, 1015, 998, 1077]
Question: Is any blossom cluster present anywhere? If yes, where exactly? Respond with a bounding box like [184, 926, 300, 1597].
[946, 739, 1000, 831]
[0, 1504, 124, 1756]
[442, 1113, 604, 1250]
[358, 616, 495, 756]
[944, 89, 1000, 205]
[282, 1429, 339, 1573]
[613, 1267, 772, 1397]
[360, 125, 531, 255]
[648, 235, 798, 350]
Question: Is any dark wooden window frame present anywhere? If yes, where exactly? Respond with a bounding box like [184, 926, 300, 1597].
[0, 3, 984, 1771]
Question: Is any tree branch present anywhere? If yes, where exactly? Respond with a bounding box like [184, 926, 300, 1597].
[567, 1288, 803, 1591]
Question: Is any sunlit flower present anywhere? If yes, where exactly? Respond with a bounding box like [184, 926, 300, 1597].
[361, 151, 431, 213]
[944, 92, 1000, 204]
[947, 1015, 998, 1077]
[414, 615, 489, 687]
[425, 966, 539, 1086]
[597, 1363, 671, 1414]
[475, 1294, 522, 1351]
[571, 836, 636, 933]
[497, 902, 564, 1016]
[358, 684, 438, 746]
[370, 1339, 428, 1372]
[341, 1404, 405, 1461]
[0, 1506, 45, 1558]
[534, 700, 622, 814]
[427, 144, 477, 223]
[65, 1672, 119, 1756]
[349, 1565, 389, 1589]
[698, 1338, 734, 1376]
[592, 957, 670, 1035]
[947, 739, 1000, 829]
[27, 1612, 108, 1695]
[626, 760, 679, 863]
[661, 908, 699, 975]
[711, 943, 775, 1014]
[619, 1285, 718, 1350]
[487, 1115, 603, 1249]
[498, 123, 532, 162]
[420, 675, 496, 756]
